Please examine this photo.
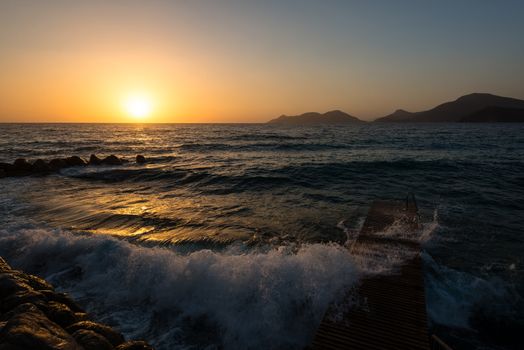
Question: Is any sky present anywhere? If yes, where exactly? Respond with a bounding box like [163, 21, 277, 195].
[1, 0, 523, 123]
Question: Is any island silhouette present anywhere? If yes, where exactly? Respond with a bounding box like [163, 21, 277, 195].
[268, 93, 524, 124]
[267, 110, 363, 124]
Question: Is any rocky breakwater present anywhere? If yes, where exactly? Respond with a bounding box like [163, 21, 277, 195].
[0, 257, 154, 350]
[0, 154, 148, 178]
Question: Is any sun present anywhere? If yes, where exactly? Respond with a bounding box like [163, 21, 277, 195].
[123, 95, 153, 120]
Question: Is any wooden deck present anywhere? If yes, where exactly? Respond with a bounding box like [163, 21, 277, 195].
[311, 197, 430, 350]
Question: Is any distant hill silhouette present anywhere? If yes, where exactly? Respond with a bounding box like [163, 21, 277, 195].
[377, 109, 414, 122]
[375, 93, 524, 122]
[460, 106, 524, 123]
[268, 110, 363, 124]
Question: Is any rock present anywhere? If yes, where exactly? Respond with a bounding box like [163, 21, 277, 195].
[41, 301, 79, 328]
[116, 341, 154, 350]
[40, 291, 84, 313]
[71, 329, 113, 350]
[64, 156, 86, 167]
[0, 159, 29, 176]
[135, 155, 146, 164]
[73, 312, 89, 322]
[88, 154, 102, 165]
[0, 302, 35, 322]
[0, 154, 129, 176]
[12, 271, 54, 291]
[12, 159, 32, 172]
[66, 321, 124, 347]
[0, 273, 33, 300]
[0, 290, 45, 313]
[32, 159, 51, 173]
[48, 158, 67, 170]
[0, 258, 151, 349]
[0, 303, 81, 350]
[101, 155, 122, 165]
[0, 257, 11, 272]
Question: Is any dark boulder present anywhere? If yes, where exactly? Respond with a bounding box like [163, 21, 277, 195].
[0, 302, 35, 322]
[71, 329, 113, 350]
[101, 155, 122, 165]
[116, 341, 154, 350]
[0, 273, 33, 299]
[9, 158, 33, 175]
[65, 156, 86, 167]
[12, 271, 54, 292]
[40, 290, 84, 313]
[0, 259, 151, 350]
[41, 301, 79, 328]
[136, 155, 146, 164]
[0, 303, 81, 350]
[12, 158, 32, 172]
[32, 159, 51, 173]
[67, 321, 125, 347]
[48, 158, 68, 170]
[88, 154, 102, 165]
[0, 257, 11, 272]
[73, 311, 89, 322]
[0, 290, 46, 313]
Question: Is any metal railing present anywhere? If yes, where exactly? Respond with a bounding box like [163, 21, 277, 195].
[431, 334, 454, 350]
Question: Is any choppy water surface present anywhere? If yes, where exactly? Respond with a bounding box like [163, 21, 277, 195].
[0, 123, 523, 349]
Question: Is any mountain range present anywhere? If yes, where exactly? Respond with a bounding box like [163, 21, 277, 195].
[375, 93, 524, 122]
[267, 93, 524, 124]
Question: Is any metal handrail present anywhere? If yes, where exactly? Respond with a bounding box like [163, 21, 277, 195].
[431, 334, 454, 350]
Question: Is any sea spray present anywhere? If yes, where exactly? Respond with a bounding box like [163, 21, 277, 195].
[0, 226, 359, 349]
[1, 123, 523, 350]
[350, 209, 440, 275]
[423, 252, 521, 329]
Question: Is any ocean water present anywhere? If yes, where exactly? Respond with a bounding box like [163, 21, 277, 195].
[0, 123, 522, 349]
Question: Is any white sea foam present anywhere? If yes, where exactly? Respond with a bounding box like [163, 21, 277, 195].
[350, 210, 440, 275]
[0, 202, 461, 349]
[0, 226, 359, 350]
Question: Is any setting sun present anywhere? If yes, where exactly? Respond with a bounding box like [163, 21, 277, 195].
[123, 95, 153, 120]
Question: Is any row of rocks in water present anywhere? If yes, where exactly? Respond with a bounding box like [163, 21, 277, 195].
[0, 154, 147, 178]
[0, 257, 154, 350]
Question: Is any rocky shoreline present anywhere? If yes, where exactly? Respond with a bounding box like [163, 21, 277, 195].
[0, 154, 147, 178]
[0, 257, 154, 350]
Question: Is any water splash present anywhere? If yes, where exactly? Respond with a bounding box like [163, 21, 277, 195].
[0, 226, 359, 350]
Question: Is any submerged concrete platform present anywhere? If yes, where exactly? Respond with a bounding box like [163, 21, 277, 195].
[311, 196, 430, 350]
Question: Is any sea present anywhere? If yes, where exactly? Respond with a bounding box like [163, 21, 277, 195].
[0, 123, 522, 350]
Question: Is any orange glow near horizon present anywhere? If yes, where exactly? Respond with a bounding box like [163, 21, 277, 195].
[122, 94, 153, 121]
[1, 2, 524, 123]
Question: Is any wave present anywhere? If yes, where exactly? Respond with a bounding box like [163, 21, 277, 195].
[423, 252, 524, 348]
[227, 133, 309, 142]
[68, 167, 191, 183]
[66, 166, 301, 194]
[178, 142, 350, 152]
[63, 159, 471, 187]
[0, 226, 359, 350]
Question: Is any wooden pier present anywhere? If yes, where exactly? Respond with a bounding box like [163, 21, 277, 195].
[311, 196, 430, 350]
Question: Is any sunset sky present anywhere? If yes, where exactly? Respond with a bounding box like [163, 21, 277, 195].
[1, 0, 524, 123]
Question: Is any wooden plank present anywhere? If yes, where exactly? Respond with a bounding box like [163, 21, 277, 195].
[311, 198, 430, 350]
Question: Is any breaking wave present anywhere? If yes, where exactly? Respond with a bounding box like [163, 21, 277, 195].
[0, 226, 359, 350]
